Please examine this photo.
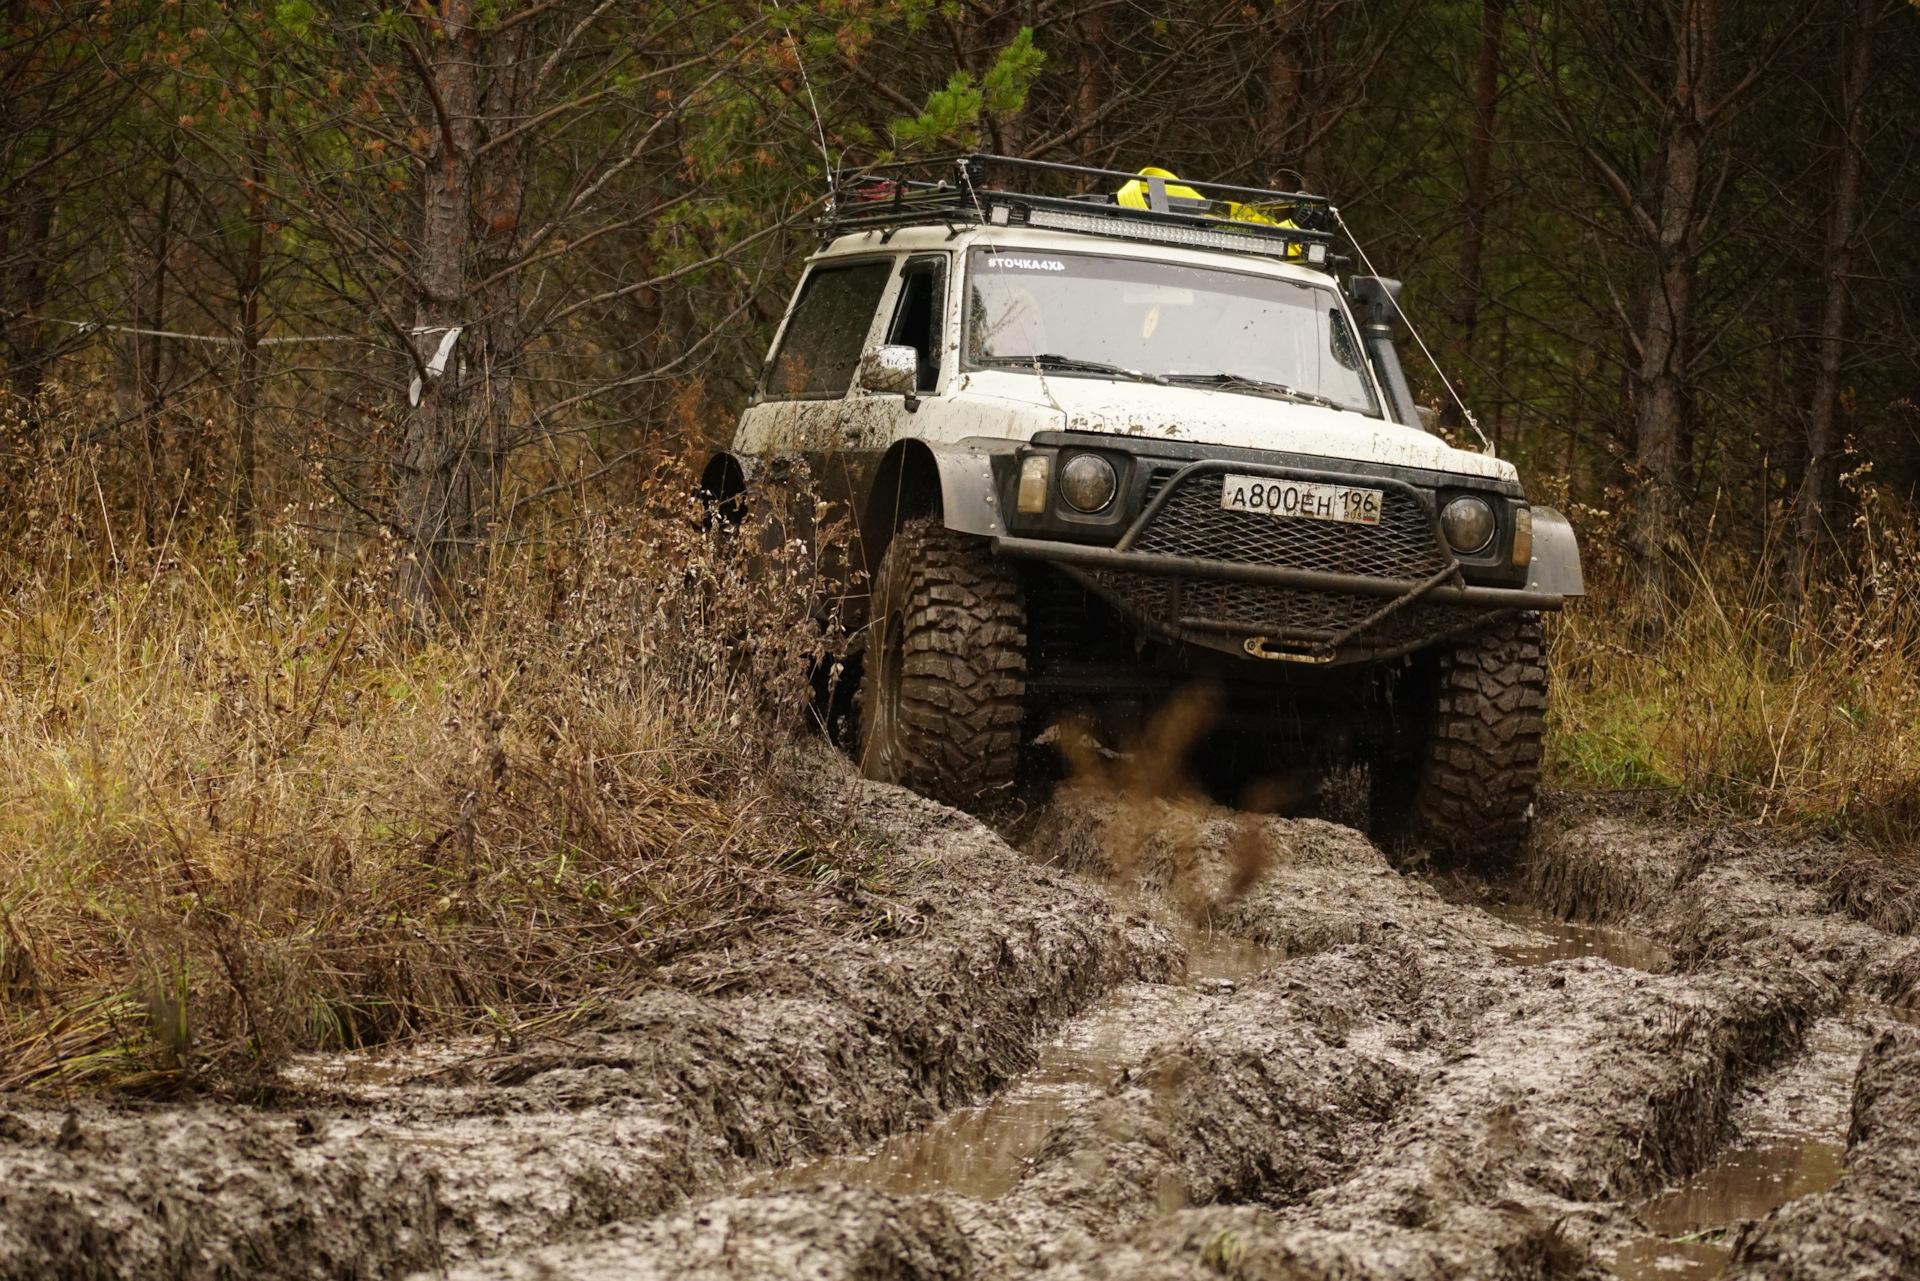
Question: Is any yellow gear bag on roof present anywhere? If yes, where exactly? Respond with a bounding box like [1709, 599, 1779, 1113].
[1116, 167, 1204, 209]
[1116, 166, 1301, 251]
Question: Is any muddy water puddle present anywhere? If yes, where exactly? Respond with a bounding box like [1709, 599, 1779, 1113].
[747, 926, 1281, 1201]
[1484, 902, 1671, 970]
[1612, 1140, 1847, 1280]
[1611, 1017, 1864, 1280]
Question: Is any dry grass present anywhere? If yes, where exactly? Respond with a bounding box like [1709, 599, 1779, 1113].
[0, 403, 865, 1093]
[1548, 488, 1920, 846]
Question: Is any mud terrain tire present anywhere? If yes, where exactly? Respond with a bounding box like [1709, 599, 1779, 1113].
[1408, 612, 1548, 865]
[858, 516, 1026, 810]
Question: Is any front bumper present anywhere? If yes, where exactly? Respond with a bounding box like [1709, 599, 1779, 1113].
[995, 455, 1562, 665]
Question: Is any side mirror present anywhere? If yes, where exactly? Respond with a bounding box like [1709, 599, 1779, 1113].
[857, 345, 919, 396]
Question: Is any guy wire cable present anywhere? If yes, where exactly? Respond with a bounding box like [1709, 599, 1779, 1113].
[1329, 206, 1494, 455]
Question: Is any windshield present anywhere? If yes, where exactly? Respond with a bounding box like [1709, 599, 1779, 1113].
[964, 248, 1380, 416]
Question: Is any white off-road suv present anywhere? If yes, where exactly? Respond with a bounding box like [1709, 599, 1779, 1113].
[703, 156, 1582, 861]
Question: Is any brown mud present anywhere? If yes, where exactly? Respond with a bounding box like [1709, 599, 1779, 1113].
[1721, 1027, 1920, 1280]
[6, 782, 1920, 1281]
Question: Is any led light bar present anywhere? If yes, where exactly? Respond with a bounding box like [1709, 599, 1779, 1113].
[1026, 207, 1328, 265]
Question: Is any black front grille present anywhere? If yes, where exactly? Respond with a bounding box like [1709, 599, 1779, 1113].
[1130, 471, 1446, 580]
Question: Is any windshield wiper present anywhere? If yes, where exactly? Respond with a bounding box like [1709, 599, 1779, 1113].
[1162, 371, 1339, 409]
[990, 354, 1168, 385]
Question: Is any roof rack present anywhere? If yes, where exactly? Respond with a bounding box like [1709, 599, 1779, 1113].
[823, 154, 1338, 267]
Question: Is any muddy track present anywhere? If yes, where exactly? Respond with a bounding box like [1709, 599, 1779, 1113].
[1721, 1027, 1920, 1280]
[0, 772, 1177, 1281]
[438, 792, 1920, 1281]
[7, 782, 1919, 1281]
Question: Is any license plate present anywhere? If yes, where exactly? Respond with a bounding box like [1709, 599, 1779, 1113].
[1220, 475, 1382, 525]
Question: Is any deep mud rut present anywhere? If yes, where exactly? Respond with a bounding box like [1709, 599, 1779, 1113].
[6, 776, 1920, 1281]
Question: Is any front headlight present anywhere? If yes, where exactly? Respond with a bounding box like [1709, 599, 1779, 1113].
[1440, 495, 1496, 555]
[1059, 453, 1118, 513]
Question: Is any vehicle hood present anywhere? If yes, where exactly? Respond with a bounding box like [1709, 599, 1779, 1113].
[951, 370, 1515, 482]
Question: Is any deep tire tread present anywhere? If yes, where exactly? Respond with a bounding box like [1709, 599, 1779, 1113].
[861, 517, 1026, 809]
[1411, 613, 1548, 865]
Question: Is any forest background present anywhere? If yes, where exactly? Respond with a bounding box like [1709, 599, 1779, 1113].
[9, 0, 1920, 1081]
[7, 0, 1920, 878]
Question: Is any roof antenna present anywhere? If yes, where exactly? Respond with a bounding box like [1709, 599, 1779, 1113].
[1330, 206, 1493, 456]
[766, 0, 834, 198]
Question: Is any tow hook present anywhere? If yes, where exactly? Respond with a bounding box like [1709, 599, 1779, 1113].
[1243, 636, 1334, 664]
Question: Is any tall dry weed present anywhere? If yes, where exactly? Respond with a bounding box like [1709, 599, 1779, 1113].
[1549, 483, 1920, 846]
[0, 392, 862, 1092]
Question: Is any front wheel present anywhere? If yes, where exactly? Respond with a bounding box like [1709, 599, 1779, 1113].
[858, 516, 1027, 811]
[1394, 613, 1549, 867]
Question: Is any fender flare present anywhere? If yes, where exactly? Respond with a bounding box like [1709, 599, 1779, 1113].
[1526, 506, 1584, 597]
[860, 438, 1014, 569]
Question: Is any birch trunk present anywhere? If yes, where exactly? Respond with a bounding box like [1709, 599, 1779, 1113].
[396, 0, 482, 617]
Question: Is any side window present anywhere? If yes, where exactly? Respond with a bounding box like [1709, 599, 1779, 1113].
[763, 260, 893, 399]
[887, 255, 947, 392]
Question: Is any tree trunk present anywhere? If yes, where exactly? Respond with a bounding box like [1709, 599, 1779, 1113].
[234, 86, 270, 543]
[1451, 0, 1505, 364]
[473, 19, 536, 538]
[142, 162, 178, 545]
[1299, 2, 1338, 195]
[1074, 6, 1107, 163]
[3, 185, 53, 410]
[395, 1, 482, 618]
[1261, 3, 1305, 185]
[1626, 0, 1715, 633]
[1785, 0, 1875, 609]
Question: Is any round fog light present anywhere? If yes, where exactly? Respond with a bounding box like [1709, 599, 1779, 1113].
[1059, 453, 1118, 513]
[1440, 496, 1496, 555]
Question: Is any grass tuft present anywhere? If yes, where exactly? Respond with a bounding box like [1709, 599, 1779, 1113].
[1549, 488, 1920, 847]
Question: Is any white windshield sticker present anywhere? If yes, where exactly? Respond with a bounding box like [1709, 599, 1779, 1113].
[987, 256, 1066, 271]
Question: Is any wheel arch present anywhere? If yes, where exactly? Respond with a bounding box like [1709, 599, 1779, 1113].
[861, 441, 945, 573]
[861, 439, 1009, 572]
[697, 451, 749, 526]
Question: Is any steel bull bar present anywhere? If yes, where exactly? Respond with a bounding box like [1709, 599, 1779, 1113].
[991, 537, 1564, 612]
[990, 457, 1564, 663]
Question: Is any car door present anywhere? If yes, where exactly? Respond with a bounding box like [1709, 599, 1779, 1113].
[730, 256, 897, 605]
[734, 256, 895, 465]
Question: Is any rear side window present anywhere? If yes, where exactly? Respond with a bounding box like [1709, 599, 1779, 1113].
[763, 260, 893, 399]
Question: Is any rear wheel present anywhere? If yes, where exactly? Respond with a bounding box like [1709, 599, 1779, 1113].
[858, 517, 1027, 810]
[1397, 613, 1549, 866]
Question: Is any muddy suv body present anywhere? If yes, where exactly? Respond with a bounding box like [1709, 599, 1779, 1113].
[704, 156, 1582, 860]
